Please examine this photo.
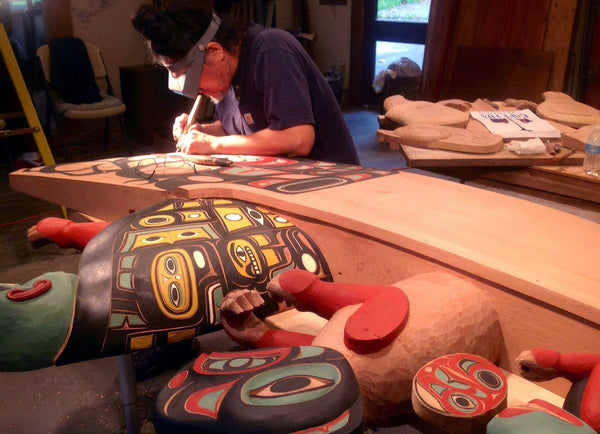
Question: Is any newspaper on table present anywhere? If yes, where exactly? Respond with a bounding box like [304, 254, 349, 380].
[470, 109, 561, 140]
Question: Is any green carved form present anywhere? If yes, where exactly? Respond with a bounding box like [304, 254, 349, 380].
[0, 272, 76, 371]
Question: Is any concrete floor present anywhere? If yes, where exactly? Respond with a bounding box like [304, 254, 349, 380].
[1, 109, 599, 433]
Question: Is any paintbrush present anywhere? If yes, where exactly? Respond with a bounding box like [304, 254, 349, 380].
[175, 94, 203, 152]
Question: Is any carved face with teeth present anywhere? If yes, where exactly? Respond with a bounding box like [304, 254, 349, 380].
[55, 198, 331, 366]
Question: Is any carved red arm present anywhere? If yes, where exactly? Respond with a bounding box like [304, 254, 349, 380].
[35, 217, 109, 250]
[531, 348, 600, 381]
[530, 348, 600, 431]
[277, 270, 409, 354]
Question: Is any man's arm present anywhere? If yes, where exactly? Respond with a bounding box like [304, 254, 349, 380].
[177, 123, 315, 157]
[173, 114, 227, 140]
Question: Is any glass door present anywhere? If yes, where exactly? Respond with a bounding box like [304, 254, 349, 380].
[374, 1, 430, 77]
[355, 0, 431, 107]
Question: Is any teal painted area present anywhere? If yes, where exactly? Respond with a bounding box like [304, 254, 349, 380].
[214, 286, 223, 323]
[459, 359, 478, 372]
[209, 360, 227, 370]
[230, 357, 250, 368]
[241, 363, 340, 406]
[0, 272, 77, 371]
[110, 313, 126, 327]
[436, 367, 469, 390]
[474, 388, 487, 398]
[295, 346, 325, 360]
[431, 383, 446, 396]
[329, 412, 350, 431]
[120, 255, 136, 269]
[249, 358, 266, 368]
[119, 272, 132, 289]
[110, 313, 145, 327]
[487, 411, 595, 433]
[127, 315, 145, 326]
[199, 388, 228, 413]
[121, 233, 137, 252]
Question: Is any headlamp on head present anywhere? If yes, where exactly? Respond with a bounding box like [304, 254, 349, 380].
[166, 13, 221, 99]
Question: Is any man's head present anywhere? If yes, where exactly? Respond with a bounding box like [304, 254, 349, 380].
[132, 1, 245, 101]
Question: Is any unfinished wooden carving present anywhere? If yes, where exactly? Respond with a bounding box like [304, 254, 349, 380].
[220, 270, 502, 427]
[536, 92, 600, 128]
[382, 94, 409, 112]
[377, 124, 504, 154]
[385, 100, 470, 128]
[562, 124, 600, 152]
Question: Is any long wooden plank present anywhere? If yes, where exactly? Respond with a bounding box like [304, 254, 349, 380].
[398, 143, 583, 167]
[9, 156, 600, 396]
[10, 155, 599, 320]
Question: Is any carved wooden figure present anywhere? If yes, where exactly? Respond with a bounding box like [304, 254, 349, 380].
[411, 353, 507, 433]
[562, 124, 600, 152]
[385, 100, 470, 128]
[487, 399, 596, 433]
[516, 348, 600, 431]
[536, 91, 600, 128]
[220, 269, 502, 427]
[154, 346, 364, 434]
[377, 124, 504, 154]
[27, 217, 109, 250]
[8, 155, 600, 400]
[0, 198, 331, 371]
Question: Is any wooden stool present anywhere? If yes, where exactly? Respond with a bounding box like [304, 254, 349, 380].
[412, 353, 507, 433]
[154, 346, 363, 433]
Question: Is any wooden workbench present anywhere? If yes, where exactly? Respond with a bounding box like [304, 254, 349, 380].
[398, 142, 584, 167]
[382, 98, 600, 204]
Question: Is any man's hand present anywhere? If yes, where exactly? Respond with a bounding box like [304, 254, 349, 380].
[172, 113, 189, 142]
[176, 126, 216, 154]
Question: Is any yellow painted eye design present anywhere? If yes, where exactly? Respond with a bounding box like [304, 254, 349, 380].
[151, 249, 198, 319]
[227, 239, 261, 278]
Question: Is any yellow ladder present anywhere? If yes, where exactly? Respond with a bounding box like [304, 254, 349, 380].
[0, 22, 56, 167]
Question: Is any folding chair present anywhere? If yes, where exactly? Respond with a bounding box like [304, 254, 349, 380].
[36, 39, 132, 159]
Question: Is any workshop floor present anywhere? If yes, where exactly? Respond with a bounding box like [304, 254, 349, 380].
[1, 108, 599, 433]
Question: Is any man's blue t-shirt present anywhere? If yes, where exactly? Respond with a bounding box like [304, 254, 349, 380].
[215, 23, 359, 165]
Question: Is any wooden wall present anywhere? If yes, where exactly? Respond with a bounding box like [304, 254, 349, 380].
[41, 0, 72, 40]
[422, 0, 578, 102]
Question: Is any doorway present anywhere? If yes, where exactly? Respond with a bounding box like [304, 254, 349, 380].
[350, 0, 431, 107]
